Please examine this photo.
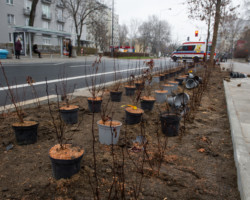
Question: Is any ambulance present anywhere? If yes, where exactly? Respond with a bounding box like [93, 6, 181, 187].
[171, 42, 213, 62]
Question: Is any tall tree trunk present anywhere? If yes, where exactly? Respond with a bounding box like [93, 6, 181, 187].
[29, 0, 39, 26]
[205, 15, 211, 62]
[77, 35, 81, 55]
[209, 0, 222, 65]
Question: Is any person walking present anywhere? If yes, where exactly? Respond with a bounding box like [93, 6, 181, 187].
[68, 40, 72, 58]
[32, 44, 42, 58]
[15, 38, 22, 59]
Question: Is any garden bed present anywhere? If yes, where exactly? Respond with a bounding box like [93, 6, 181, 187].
[0, 66, 240, 199]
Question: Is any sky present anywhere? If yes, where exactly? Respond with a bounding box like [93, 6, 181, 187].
[114, 0, 245, 44]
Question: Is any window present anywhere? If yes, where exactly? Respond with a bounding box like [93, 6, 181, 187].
[43, 36, 51, 45]
[25, 18, 29, 26]
[7, 14, 15, 25]
[177, 45, 195, 51]
[43, 21, 49, 29]
[42, 5, 50, 17]
[57, 9, 63, 19]
[57, 24, 63, 31]
[25, 0, 32, 10]
[6, 0, 13, 5]
[9, 33, 13, 42]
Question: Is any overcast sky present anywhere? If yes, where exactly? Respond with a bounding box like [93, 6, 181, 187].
[114, 0, 245, 44]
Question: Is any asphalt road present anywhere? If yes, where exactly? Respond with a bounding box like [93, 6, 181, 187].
[0, 58, 176, 107]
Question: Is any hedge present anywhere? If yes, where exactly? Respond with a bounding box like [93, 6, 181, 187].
[104, 52, 149, 57]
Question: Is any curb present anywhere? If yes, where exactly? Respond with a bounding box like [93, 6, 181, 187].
[0, 95, 58, 114]
[224, 80, 250, 200]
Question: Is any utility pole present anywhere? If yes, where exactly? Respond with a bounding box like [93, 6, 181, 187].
[111, 0, 114, 57]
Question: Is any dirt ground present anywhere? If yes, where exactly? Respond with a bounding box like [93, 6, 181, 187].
[0, 65, 240, 200]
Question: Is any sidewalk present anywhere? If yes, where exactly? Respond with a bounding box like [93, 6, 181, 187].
[222, 61, 250, 200]
[0, 54, 103, 64]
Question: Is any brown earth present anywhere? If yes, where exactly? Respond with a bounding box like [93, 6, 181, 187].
[0, 66, 240, 200]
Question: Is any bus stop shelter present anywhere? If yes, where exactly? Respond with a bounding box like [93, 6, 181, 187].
[13, 25, 71, 58]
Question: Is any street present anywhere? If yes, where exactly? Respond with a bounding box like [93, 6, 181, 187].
[0, 57, 175, 106]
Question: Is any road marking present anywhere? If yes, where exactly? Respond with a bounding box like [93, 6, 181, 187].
[0, 66, 155, 91]
[53, 62, 65, 66]
[69, 64, 91, 68]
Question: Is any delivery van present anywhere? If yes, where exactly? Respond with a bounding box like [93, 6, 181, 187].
[171, 42, 213, 62]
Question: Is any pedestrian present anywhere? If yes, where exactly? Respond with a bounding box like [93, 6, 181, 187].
[15, 38, 22, 59]
[33, 44, 42, 58]
[68, 40, 72, 58]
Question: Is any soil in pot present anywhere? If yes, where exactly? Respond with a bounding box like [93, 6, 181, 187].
[155, 90, 168, 103]
[160, 113, 181, 137]
[97, 120, 122, 145]
[140, 96, 156, 111]
[49, 144, 84, 180]
[167, 81, 178, 90]
[110, 91, 123, 102]
[162, 84, 174, 94]
[60, 105, 79, 124]
[12, 121, 39, 145]
[87, 97, 102, 113]
[125, 85, 136, 96]
[125, 107, 144, 125]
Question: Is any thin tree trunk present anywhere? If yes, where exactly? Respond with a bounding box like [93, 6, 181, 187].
[209, 0, 222, 64]
[205, 15, 211, 62]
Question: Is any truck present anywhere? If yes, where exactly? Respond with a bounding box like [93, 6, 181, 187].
[171, 42, 213, 62]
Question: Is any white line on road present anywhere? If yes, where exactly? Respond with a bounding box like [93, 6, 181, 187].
[69, 64, 91, 67]
[53, 62, 65, 66]
[0, 66, 151, 91]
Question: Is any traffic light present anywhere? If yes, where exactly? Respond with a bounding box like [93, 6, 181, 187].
[195, 30, 198, 37]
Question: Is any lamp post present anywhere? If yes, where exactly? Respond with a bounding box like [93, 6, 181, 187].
[111, 0, 114, 57]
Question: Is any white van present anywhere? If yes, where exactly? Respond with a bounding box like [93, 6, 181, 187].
[171, 42, 213, 62]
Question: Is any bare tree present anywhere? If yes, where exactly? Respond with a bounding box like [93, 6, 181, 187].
[138, 15, 171, 55]
[118, 24, 128, 46]
[128, 19, 141, 48]
[62, 0, 106, 54]
[87, 10, 110, 51]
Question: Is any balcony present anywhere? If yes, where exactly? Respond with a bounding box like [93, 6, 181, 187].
[41, 0, 52, 4]
[57, 16, 65, 23]
[56, 2, 65, 8]
[42, 13, 51, 20]
[23, 8, 31, 16]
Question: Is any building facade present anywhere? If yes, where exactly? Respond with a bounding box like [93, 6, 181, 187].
[0, 0, 119, 54]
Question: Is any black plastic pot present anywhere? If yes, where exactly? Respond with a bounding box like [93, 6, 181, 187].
[12, 122, 39, 145]
[49, 154, 83, 180]
[110, 91, 123, 102]
[160, 113, 181, 137]
[165, 73, 170, 79]
[170, 72, 175, 77]
[140, 99, 155, 111]
[125, 109, 143, 125]
[135, 82, 144, 90]
[60, 107, 79, 124]
[160, 75, 165, 81]
[87, 99, 102, 113]
[125, 86, 136, 96]
[175, 77, 185, 85]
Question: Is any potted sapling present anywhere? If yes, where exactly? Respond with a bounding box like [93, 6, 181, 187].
[97, 98, 122, 145]
[58, 75, 79, 124]
[0, 62, 38, 145]
[110, 61, 123, 102]
[140, 62, 156, 111]
[124, 73, 136, 96]
[85, 56, 105, 113]
[46, 81, 84, 180]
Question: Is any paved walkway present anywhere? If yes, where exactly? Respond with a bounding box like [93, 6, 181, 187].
[0, 54, 102, 64]
[222, 61, 250, 200]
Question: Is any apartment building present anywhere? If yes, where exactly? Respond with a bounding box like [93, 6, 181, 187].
[0, 0, 119, 55]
